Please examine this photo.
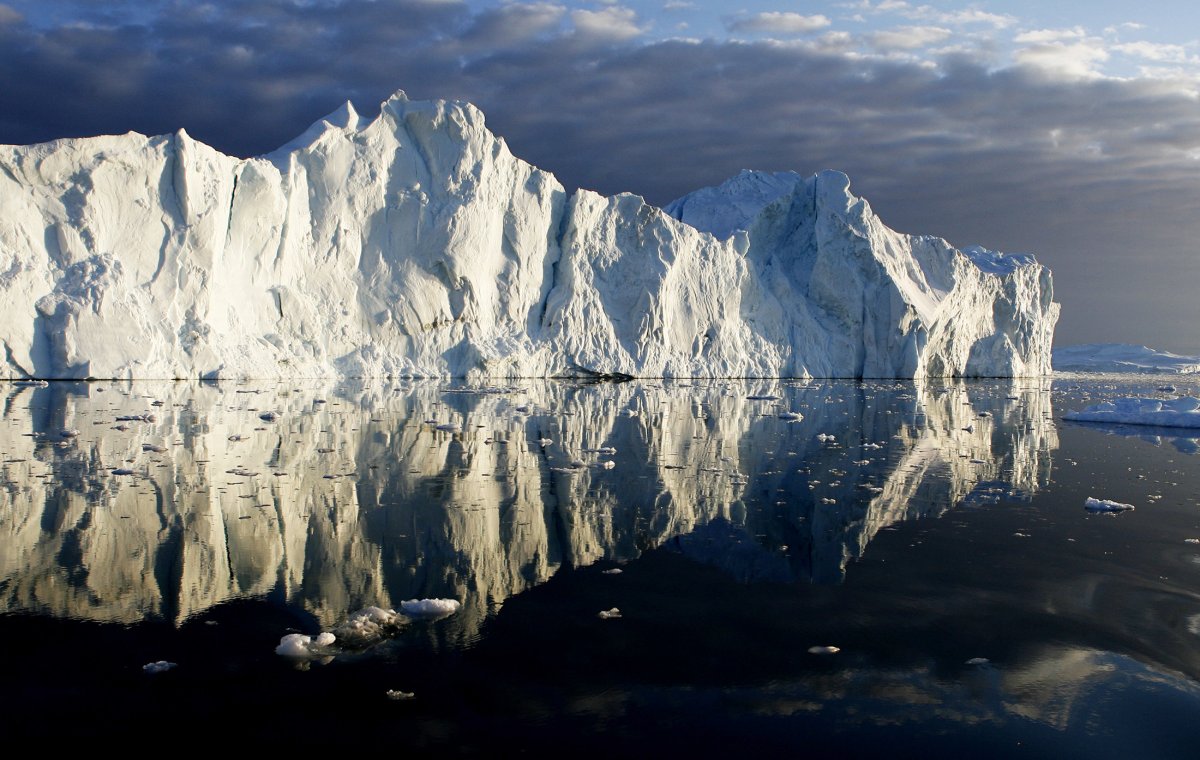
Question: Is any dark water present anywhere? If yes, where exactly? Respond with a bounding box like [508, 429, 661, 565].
[2, 376, 1200, 753]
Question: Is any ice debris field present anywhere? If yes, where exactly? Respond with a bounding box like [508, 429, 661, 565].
[0, 91, 1057, 381]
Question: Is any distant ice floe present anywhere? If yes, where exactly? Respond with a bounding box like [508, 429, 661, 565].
[142, 660, 177, 674]
[277, 600, 460, 661]
[1053, 344, 1200, 374]
[1065, 396, 1200, 429]
[1084, 497, 1135, 513]
[400, 598, 461, 617]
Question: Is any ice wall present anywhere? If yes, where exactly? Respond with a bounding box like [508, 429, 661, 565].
[0, 92, 1058, 380]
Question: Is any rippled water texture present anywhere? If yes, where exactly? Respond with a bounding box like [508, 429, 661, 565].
[2, 377, 1199, 753]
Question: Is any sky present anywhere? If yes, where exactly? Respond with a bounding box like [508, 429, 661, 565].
[2, 1, 1199, 353]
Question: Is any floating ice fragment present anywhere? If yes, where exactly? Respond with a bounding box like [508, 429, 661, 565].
[1084, 497, 1135, 513]
[1089, 494, 1132, 513]
[778, 412, 803, 421]
[816, 433, 835, 443]
[386, 690, 416, 701]
[602, 568, 623, 575]
[598, 608, 622, 619]
[965, 657, 990, 666]
[314, 632, 336, 647]
[807, 646, 839, 655]
[58, 428, 79, 439]
[112, 468, 135, 476]
[400, 598, 461, 617]
[1065, 396, 1200, 428]
[331, 607, 406, 647]
[1186, 538, 1200, 544]
[142, 660, 177, 674]
[275, 633, 327, 658]
[141, 443, 167, 453]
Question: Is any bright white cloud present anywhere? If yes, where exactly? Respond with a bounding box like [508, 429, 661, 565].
[571, 6, 644, 41]
[728, 12, 832, 36]
[869, 25, 951, 50]
[1014, 27, 1088, 44]
[1015, 40, 1110, 80]
[663, 1, 694, 10]
[1115, 41, 1198, 65]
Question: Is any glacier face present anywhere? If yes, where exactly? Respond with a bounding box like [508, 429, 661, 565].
[0, 91, 1058, 380]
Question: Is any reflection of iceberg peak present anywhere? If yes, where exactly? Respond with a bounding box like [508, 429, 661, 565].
[0, 379, 1056, 639]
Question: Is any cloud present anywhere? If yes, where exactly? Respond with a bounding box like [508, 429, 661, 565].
[0, 4, 22, 25]
[728, 12, 831, 36]
[868, 25, 951, 51]
[460, 3, 566, 49]
[663, 1, 693, 9]
[1014, 27, 1087, 44]
[3, 1, 1200, 350]
[1014, 39, 1110, 81]
[1114, 41, 1198, 65]
[570, 5, 644, 42]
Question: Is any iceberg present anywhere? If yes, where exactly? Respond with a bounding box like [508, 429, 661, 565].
[1064, 396, 1200, 429]
[0, 92, 1057, 380]
[1052, 344, 1200, 374]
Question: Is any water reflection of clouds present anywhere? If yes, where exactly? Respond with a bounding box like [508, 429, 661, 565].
[0, 379, 1057, 636]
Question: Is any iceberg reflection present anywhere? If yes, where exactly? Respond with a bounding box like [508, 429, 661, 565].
[0, 379, 1056, 637]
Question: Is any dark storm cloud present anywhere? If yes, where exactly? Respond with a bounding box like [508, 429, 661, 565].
[2, 1, 1199, 350]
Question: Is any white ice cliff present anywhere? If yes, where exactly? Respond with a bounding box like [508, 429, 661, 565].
[0, 92, 1058, 380]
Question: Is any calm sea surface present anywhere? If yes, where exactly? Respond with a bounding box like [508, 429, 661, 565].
[3, 376, 1200, 753]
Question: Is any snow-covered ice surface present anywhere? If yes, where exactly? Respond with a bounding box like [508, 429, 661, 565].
[1064, 396, 1200, 429]
[0, 91, 1057, 380]
[1053, 344, 1200, 374]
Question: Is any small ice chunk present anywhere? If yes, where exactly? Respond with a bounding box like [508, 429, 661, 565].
[598, 608, 622, 619]
[314, 632, 336, 647]
[1186, 538, 1200, 544]
[112, 468, 135, 475]
[1084, 497, 1135, 513]
[142, 660, 177, 674]
[59, 428, 79, 439]
[778, 412, 803, 421]
[276, 633, 324, 657]
[602, 568, 623, 575]
[965, 657, 990, 666]
[537, 437, 553, 446]
[400, 598, 460, 617]
[386, 690, 416, 701]
[807, 645, 840, 655]
[142, 443, 167, 453]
